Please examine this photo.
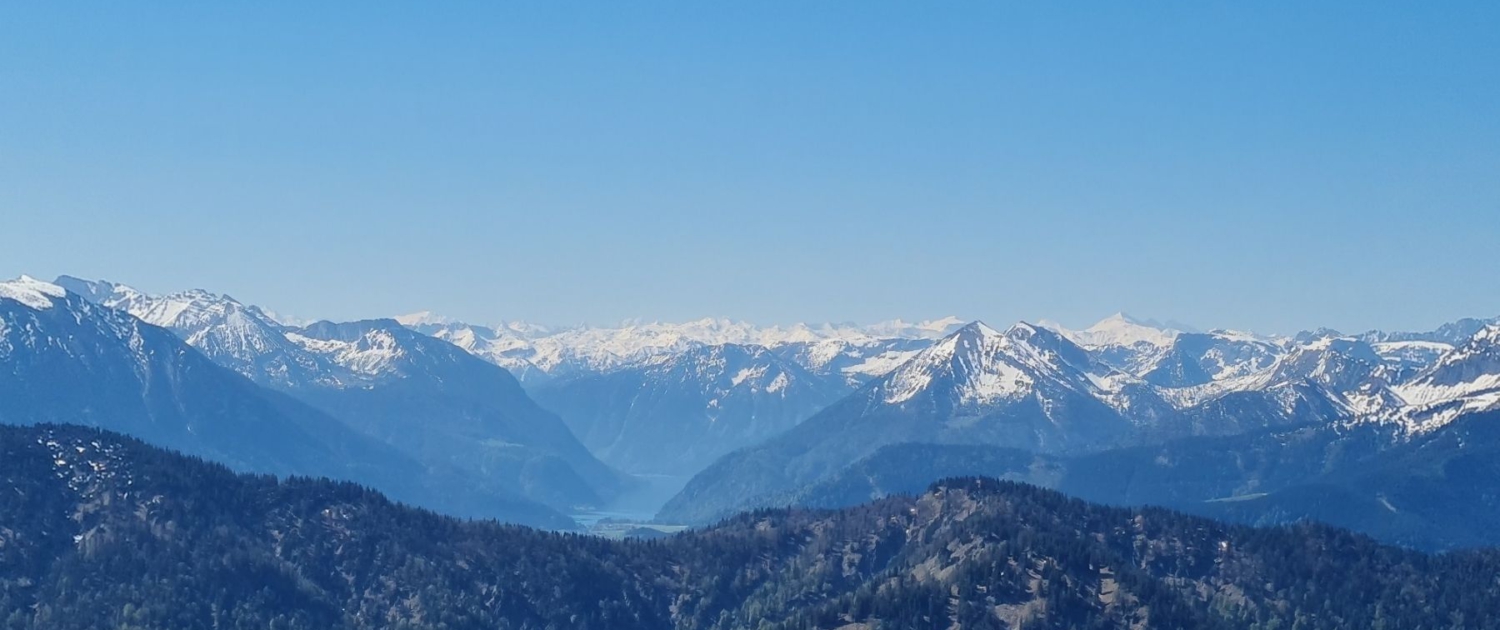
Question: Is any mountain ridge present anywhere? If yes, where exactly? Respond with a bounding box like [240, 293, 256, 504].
[6, 421, 1500, 630]
[1, 277, 573, 528]
[46, 276, 627, 512]
[661, 314, 1500, 523]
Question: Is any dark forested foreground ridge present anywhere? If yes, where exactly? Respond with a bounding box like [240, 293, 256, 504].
[5, 424, 1500, 630]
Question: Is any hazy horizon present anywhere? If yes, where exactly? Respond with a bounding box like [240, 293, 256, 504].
[11, 271, 1496, 338]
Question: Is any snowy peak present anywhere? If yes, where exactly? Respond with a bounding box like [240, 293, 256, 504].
[393, 311, 455, 327]
[1040, 312, 1181, 348]
[411, 320, 547, 382]
[882, 320, 1028, 406]
[862, 316, 967, 340]
[1271, 336, 1397, 412]
[288, 319, 434, 381]
[961, 320, 1006, 340]
[1076, 312, 1181, 348]
[54, 276, 338, 388]
[1140, 331, 1286, 388]
[1272, 336, 1384, 382]
[1356, 316, 1500, 347]
[55, 277, 463, 389]
[395, 313, 963, 379]
[1372, 340, 1454, 375]
[2, 277, 145, 366]
[1041, 312, 1185, 375]
[51, 275, 123, 304]
[880, 320, 1108, 407]
[55, 276, 273, 335]
[0, 275, 68, 310]
[771, 336, 932, 389]
[1357, 325, 1500, 433]
[1394, 324, 1500, 408]
[646, 343, 819, 398]
[1155, 332, 1399, 415]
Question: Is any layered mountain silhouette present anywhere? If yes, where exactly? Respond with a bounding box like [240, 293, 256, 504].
[54, 276, 626, 511]
[6, 422, 1499, 629]
[1, 276, 571, 528]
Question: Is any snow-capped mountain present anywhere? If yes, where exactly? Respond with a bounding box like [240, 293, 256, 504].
[404, 315, 960, 480]
[1289, 316, 1498, 379]
[1370, 340, 1455, 380]
[55, 277, 627, 511]
[1156, 323, 1500, 433]
[0, 276, 573, 528]
[0, 275, 68, 311]
[1048, 312, 1181, 348]
[1385, 325, 1500, 431]
[859, 316, 968, 340]
[400, 318, 551, 383]
[660, 321, 1193, 522]
[879, 322, 1110, 410]
[770, 337, 933, 388]
[1359, 317, 1500, 347]
[1138, 330, 1285, 388]
[1042, 313, 1185, 374]
[55, 276, 343, 388]
[1265, 336, 1403, 415]
[1139, 332, 1410, 430]
[0, 276, 338, 467]
[400, 315, 963, 382]
[1043, 314, 1298, 390]
[662, 318, 1417, 523]
[663, 309, 1500, 523]
[531, 343, 847, 476]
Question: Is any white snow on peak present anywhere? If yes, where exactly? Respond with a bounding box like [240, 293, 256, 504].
[881, 320, 1092, 406]
[285, 328, 407, 378]
[942, 320, 997, 338]
[1001, 321, 1040, 337]
[1208, 328, 1288, 344]
[496, 320, 554, 338]
[862, 316, 967, 340]
[127, 290, 248, 330]
[1373, 340, 1455, 353]
[404, 315, 966, 378]
[0, 275, 67, 310]
[394, 311, 454, 327]
[1390, 324, 1500, 412]
[54, 277, 401, 388]
[1072, 312, 1181, 349]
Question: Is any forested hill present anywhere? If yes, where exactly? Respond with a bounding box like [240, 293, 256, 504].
[5, 424, 1500, 630]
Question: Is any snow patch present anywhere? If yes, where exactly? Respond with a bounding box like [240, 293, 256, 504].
[1048, 313, 1181, 349]
[0, 275, 67, 310]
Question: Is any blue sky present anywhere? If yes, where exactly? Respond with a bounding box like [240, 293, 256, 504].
[2, 2, 1497, 333]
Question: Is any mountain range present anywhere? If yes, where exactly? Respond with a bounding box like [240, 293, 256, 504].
[9, 273, 1500, 550]
[0, 276, 572, 528]
[45, 276, 628, 515]
[660, 313, 1500, 538]
[401, 314, 963, 384]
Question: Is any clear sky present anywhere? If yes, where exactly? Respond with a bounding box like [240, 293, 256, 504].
[2, 2, 1497, 334]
